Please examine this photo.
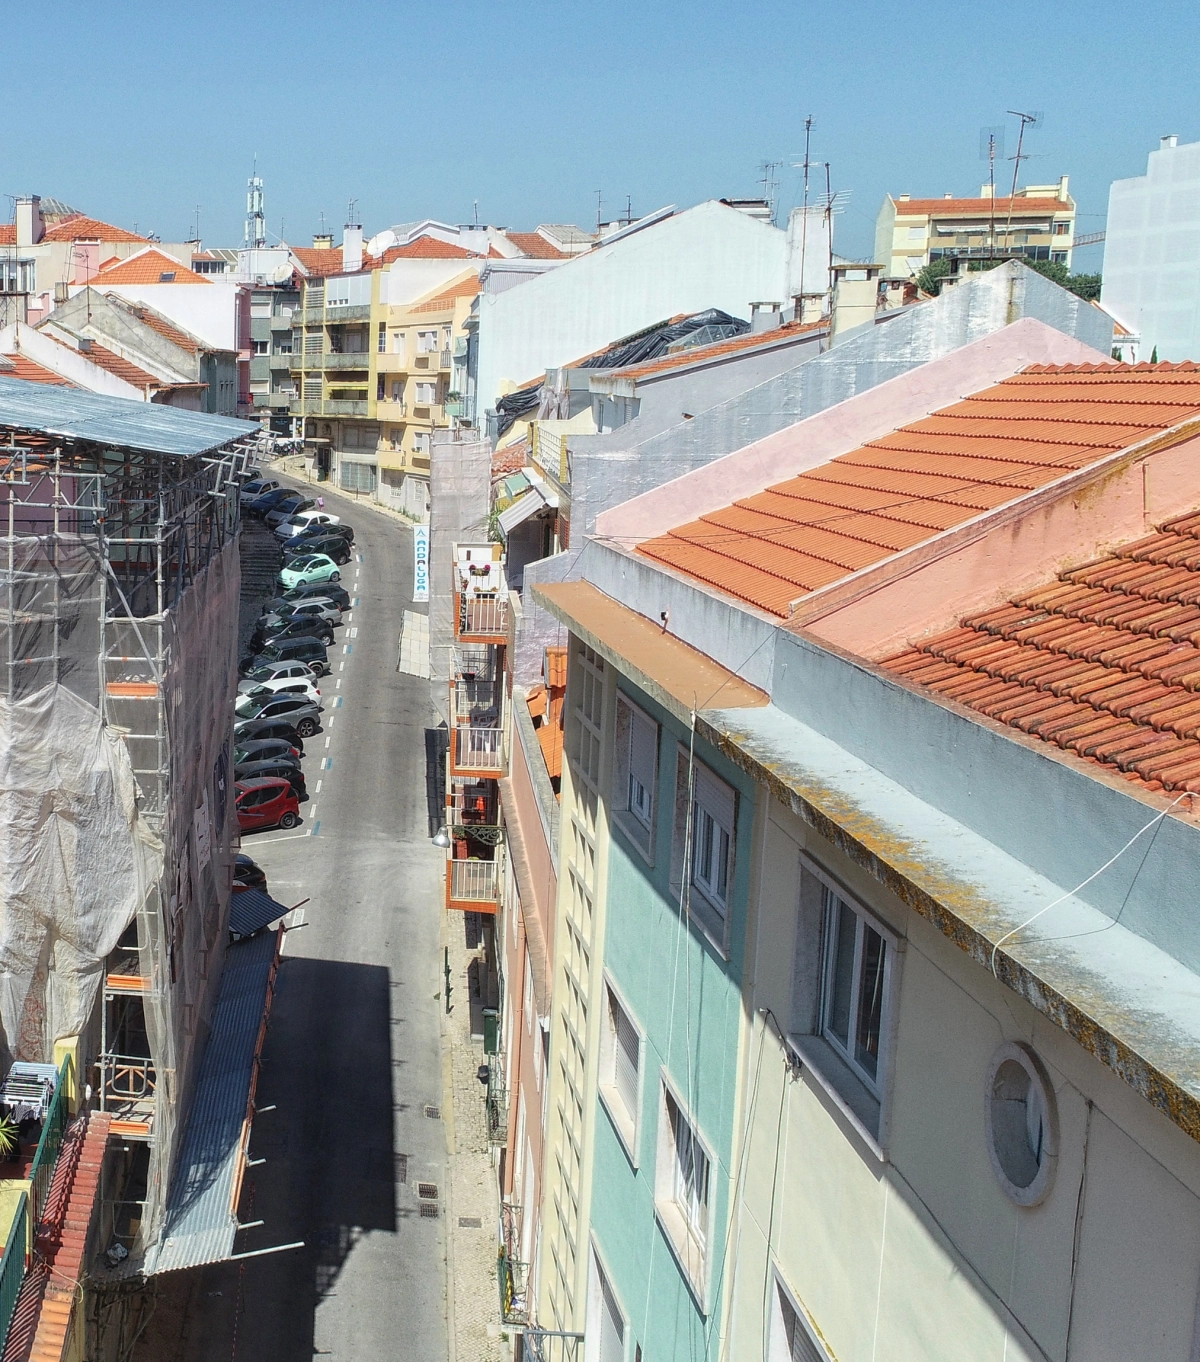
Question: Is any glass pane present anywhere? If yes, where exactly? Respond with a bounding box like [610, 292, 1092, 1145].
[827, 899, 856, 1048]
[717, 828, 730, 900]
[854, 925, 887, 1080]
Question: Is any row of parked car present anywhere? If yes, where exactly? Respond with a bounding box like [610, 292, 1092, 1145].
[233, 473, 356, 835]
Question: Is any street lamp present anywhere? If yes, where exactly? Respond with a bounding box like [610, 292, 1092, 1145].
[432, 824, 451, 849]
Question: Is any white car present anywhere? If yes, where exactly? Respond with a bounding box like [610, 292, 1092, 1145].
[274, 509, 342, 540]
[237, 659, 319, 695]
[235, 676, 322, 713]
[240, 477, 280, 505]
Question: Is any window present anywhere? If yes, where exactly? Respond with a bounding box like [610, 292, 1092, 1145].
[377, 322, 386, 352]
[393, 332, 405, 356]
[655, 1082, 711, 1299]
[339, 460, 377, 493]
[985, 1042, 1058, 1206]
[588, 1249, 626, 1362]
[670, 751, 736, 947]
[413, 431, 431, 456]
[769, 1280, 830, 1362]
[1053, 221, 1070, 235]
[252, 339, 268, 355]
[821, 886, 887, 1094]
[415, 381, 436, 404]
[377, 375, 386, 400]
[391, 380, 404, 402]
[613, 694, 658, 859]
[906, 225, 925, 240]
[417, 329, 438, 353]
[1051, 250, 1067, 263]
[599, 979, 641, 1156]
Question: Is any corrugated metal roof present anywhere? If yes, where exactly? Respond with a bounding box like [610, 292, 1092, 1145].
[498, 486, 549, 538]
[229, 886, 290, 939]
[146, 928, 281, 1275]
[0, 375, 257, 457]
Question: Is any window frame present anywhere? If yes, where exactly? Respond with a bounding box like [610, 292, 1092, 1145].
[769, 1272, 832, 1362]
[788, 852, 902, 1158]
[598, 973, 643, 1165]
[586, 1240, 627, 1362]
[612, 691, 659, 864]
[670, 743, 737, 957]
[654, 1070, 714, 1310]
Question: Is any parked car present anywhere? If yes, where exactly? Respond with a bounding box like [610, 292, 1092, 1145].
[293, 521, 354, 547]
[240, 477, 281, 506]
[234, 737, 302, 767]
[245, 486, 296, 517]
[284, 534, 351, 566]
[235, 676, 321, 714]
[236, 759, 307, 800]
[265, 496, 315, 529]
[235, 692, 321, 737]
[233, 716, 305, 754]
[274, 509, 342, 540]
[237, 659, 320, 694]
[253, 614, 336, 649]
[280, 579, 351, 610]
[244, 633, 330, 673]
[236, 777, 299, 832]
[258, 597, 342, 628]
[233, 852, 267, 890]
[278, 554, 342, 589]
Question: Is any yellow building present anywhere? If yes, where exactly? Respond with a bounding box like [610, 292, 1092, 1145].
[875, 177, 1076, 279]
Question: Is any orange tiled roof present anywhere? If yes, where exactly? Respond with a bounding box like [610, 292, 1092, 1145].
[892, 196, 1071, 218]
[545, 645, 568, 689]
[370, 238, 479, 263]
[292, 245, 346, 276]
[82, 342, 163, 389]
[0, 354, 72, 386]
[91, 249, 209, 285]
[506, 232, 569, 260]
[883, 508, 1200, 795]
[410, 274, 481, 314]
[638, 364, 1200, 618]
[0, 225, 13, 245]
[42, 216, 149, 243]
[537, 702, 564, 781]
[611, 318, 825, 381]
[120, 300, 201, 353]
[492, 438, 530, 479]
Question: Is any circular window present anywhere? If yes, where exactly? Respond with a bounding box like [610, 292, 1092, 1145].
[984, 1042, 1058, 1206]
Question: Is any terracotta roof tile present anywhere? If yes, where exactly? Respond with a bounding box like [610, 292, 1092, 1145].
[882, 506, 1200, 793]
[0, 225, 13, 245]
[292, 245, 347, 276]
[505, 232, 569, 260]
[119, 301, 201, 353]
[0, 354, 72, 386]
[369, 237, 480, 262]
[608, 319, 826, 381]
[79, 342, 162, 389]
[41, 217, 149, 243]
[90, 248, 209, 285]
[891, 196, 1071, 217]
[639, 365, 1200, 617]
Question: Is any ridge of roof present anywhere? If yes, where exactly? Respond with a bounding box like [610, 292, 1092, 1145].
[113, 296, 204, 353]
[891, 196, 1071, 216]
[637, 364, 1200, 618]
[505, 231, 569, 260]
[883, 506, 1200, 796]
[42, 216, 150, 243]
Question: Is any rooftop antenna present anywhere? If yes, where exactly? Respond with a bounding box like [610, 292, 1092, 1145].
[347, 197, 358, 227]
[595, 190, 602, 233]
[758, 159, 781, 225]
[245, 168, 266, 249]
[473, 200, 479, 229]
[623, 194, 633, 225]
[192, 204, 201, 244]
[979, 126, 1005, 260]
[1003, 110, 1043, 255]
[792, 115, 815, 311]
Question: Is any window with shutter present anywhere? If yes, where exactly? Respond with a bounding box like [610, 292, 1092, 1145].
[770, 1281, 830, 1362]
[600, 979, 641, 1157]
[613, 693, 658, 861]
[670, 745, 736, 949]
[596, 1256, 625, 1362]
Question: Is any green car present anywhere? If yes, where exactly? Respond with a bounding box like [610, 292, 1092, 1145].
[278, 553, 342, 589]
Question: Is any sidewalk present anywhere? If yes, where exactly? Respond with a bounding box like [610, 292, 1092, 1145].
[441, 913, 511, 1362]
[266, 455, 426, 531]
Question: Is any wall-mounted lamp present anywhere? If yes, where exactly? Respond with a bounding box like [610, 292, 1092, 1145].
[432, 824, 451, 849]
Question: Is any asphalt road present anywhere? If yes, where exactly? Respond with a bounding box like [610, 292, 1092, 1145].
[133, 489, 448, 1362]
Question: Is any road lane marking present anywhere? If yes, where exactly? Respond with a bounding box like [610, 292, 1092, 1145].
[346, 612, 353, 623]
[325, 736, 331, 747]
[249, 831, 310, 845]
[342, 644, 349, 654]
[328, 716, 335, 728]
[315, 779, 322, 793]
[335, 679, 341, 689]
[335, 696, 343, 708]
[309, 803, 318, 818]
[321, 758, 331, 770]
[310, 820, 321, 837]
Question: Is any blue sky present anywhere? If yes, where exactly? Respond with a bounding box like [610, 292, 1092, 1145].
[9, 1, 1195, 268]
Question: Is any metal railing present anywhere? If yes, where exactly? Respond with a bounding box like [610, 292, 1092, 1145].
[499, 1203, 530, 1326]
[453, 725, 504, 773]
[523, 1332, 585, 1362]
[452, 677, 503, 725]
[439, 348, 452, 370]
[324, 399, 369, 415]
[0, 1192, 28, 1356]
[449, 780, 499, 824]
[531, 424, 569, 486]
[486, 1064, 508, 1147]
[100, 1054, 157, 1106]
[455, 592, 509, 640]
[30, 1055, 72, 1230]
[449, 858, 501, 903]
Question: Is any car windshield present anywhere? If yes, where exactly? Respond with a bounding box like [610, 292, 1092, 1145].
[289, 557, 315, 569]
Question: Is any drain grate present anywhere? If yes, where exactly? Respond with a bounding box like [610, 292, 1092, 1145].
[424, 1104, 441, 1119]
[417, 1182, 439, 1200]
[419, 1202, 440, 1219]
[458, 1216, 482, 1229]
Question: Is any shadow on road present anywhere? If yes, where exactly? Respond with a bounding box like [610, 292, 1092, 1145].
[424, 726, 447, 837]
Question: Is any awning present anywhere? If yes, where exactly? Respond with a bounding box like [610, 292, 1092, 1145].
[497, 472, 559, 539]
[229, 886, 290, 939]
[145, 927, 282, 1274]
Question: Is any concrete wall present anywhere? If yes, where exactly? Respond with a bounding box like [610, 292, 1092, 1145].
[1103, 137, 1200, 362]
[475, 202, 789, 415]
[74, 280, 239, 350]
[384, 259, 482, 306]
[732, 799, 1200, 1362]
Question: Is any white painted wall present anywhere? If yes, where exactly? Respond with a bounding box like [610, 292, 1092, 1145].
[384, 259, 484, 306]
[68, 280, 239, 350]
[0, 322, 145, 399]
[475, 201, 789, 411]
[1103, 136, 1200, 361]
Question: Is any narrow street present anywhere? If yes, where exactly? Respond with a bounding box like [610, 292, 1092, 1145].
[132, 487, 451, 1362]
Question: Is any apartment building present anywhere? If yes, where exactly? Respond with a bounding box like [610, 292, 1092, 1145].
[875, 178, 1076, 278]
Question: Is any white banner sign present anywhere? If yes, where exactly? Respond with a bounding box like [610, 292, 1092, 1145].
[413, 526, 430, 602]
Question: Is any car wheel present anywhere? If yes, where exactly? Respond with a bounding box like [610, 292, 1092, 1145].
[296, 719, 317, 737]
[330, 571, 340, 582]
[279, 811, 298, 829]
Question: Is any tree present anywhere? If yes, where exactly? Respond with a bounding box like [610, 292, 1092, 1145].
[915, 257, 955, 297]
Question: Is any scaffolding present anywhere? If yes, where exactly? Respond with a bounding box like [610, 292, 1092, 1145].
[0, 378, 260, 1259]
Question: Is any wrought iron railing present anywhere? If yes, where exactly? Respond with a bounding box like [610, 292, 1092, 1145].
[0, 1192, 28, 1355]
[486, 1064, 508, 1147]
[499, 1203, 530, 1326]
[30, 1055, 72, 1230]
[523, 1332, 585, 1362]
[453, 725, 504, 773]
[449, 858, 502, 903]
[455, 592, 509, 639]
[452, 677, 503, 725]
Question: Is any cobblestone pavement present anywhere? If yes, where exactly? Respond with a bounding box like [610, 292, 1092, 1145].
[442, 914, 512, 1362]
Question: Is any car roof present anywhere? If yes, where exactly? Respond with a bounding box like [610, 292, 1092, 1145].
[236, 776, 291, 791]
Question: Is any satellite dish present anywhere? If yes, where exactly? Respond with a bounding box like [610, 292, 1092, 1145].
[270, 264, 293, 284]
[366, 229, 397, 256]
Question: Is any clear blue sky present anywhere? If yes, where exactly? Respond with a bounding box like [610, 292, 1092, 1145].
[10, 1, 1196, 269]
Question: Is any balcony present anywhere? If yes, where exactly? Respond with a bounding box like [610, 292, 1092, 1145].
[454, 592, 509, 642]
[320, 351, 372, 370]
[325, 399, 369, 415]
[486, 1062, 508, 1147]
[413, 350, 436, 370]
[445, 398, 466, 419]
[524, 1334, 585, 1362]
[532, 424, 569, 487]
[499, 1203, 530, 1326]
[449, 776, 499, 825]
[447, 854, 502, 911]
[377, 400, 407, 419]
[451, 724, 504, 776]
[453, 336, 469, 359]
[451, 676, 503, 726]
[325, 302, 371, 321]
[269, 352, 293, 368]
[98, 1053, 156, 1139]
[375, 351, 407, 373]
[270, 313, 296, 331]
[439, 348, 452, 371]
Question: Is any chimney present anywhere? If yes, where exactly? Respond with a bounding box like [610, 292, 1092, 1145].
[1161, 134, 1179, 150]
[1057, 174, 1070, 202]
[749, 302, 783, 334]
[77, 337, 92, 353]
[312, 233, 334, 250]
[15, 196, 43, 249]
[897, 193, 910, 202]
[342, 223, 363, 273]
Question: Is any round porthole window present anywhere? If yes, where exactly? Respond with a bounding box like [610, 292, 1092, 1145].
[984, 1042, 1058, 1206]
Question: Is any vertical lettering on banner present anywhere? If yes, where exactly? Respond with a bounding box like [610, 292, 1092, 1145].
[413, 526, 429, 603]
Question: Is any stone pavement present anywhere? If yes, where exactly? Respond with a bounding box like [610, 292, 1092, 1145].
[441, 914, 512, 1362]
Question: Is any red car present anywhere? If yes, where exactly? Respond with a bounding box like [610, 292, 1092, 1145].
[236, 777, 300, 832]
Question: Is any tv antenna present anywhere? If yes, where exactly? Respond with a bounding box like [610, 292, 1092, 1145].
[1003, 110, 1043, 251]
[347, 197, 358, 227]
[791, 116, 816, 306]
[473, 200, 479, 228]
[758, 160, 781, 224]
[595, 190, 602, 233]
[979, 126, 1005, 258]
[192, 204, 201, 243]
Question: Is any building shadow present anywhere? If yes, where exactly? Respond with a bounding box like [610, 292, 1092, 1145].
[424, 725, 447, 837]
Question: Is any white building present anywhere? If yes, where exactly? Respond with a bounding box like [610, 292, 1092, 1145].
[1103, 134, 1200, 361]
